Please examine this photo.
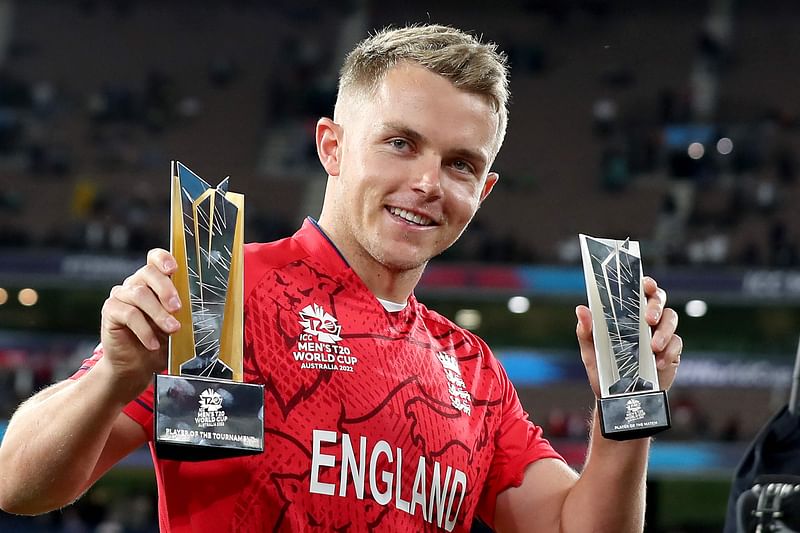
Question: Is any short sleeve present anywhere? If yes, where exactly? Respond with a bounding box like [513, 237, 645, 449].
[475, 358, 565, 527]
[68, 343, 105, 380]
[69, 343, 155, 440]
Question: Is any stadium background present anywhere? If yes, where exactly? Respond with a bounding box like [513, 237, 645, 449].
[1, 0, 799, 531]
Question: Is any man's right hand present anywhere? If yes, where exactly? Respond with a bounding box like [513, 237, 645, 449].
[0, 249, 175, 514]
[99, 248, 182, 400]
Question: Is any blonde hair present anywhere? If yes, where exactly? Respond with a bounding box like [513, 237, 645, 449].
[337, 24, 510, 154]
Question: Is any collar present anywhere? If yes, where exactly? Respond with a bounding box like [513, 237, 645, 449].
[293, 217, 416, 312]
[293, 217, 350, 272]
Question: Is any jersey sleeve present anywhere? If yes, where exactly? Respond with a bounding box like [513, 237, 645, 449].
[475, 347, 566, 527]
[69, 343, 105, 379]
[69, 344, 155, 440]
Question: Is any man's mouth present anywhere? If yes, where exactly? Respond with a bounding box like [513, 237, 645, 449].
[387, 206, 435, 227]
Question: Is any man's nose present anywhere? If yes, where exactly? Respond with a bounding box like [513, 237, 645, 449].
[412, 155, 443, 200]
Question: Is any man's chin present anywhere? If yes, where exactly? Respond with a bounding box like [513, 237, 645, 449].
[381, 255, 430, 273]
[364, 236, 445, 272]
[377, 240, 456, 272]
[374, 246, 433, 272]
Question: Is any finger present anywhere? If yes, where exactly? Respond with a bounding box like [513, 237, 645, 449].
[656, 334, 683, 370]
[643, 277, 667, 325]
[102, 297, 164, 351]
[147, 248, 178, 275]
[123, 264, 181, 312]
[112, 283, 181, 336]
[651, 307, 679, 353]
[576, 305, 603, 397]
[575, 305, 594, 348]
[656, 335, 682, 390]
[643, 276, 659, 297]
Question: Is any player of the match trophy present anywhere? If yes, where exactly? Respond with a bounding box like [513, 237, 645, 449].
[154, 161, 264, 461]
[579, 235, 671, 440]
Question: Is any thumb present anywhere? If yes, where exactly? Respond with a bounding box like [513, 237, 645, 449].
[576, 305, 601, 397]
[575, 305, 594, 364]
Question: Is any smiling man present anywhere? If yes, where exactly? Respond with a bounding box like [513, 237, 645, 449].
[317, 59, 499, 302]
[0, 25, 681, 532]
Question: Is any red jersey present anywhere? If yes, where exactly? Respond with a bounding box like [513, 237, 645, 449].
[74, 219, 563, 532]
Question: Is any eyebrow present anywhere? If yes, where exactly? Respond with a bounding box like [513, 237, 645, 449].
[379, 121, 489, 170]
[380, 122, 427, 144]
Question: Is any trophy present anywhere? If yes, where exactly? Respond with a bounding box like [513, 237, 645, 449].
[579, 235, 671, 440]
[154, 161, 264, 461]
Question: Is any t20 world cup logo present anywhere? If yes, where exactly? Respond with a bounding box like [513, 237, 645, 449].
[298, 303, 342, 344]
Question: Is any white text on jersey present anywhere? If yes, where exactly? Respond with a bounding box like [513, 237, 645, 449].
[309, 429, 467, 531]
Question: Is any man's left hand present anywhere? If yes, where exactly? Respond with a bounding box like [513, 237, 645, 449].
[575, 276, 682, 398]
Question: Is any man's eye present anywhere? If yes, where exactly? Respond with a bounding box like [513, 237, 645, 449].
[390, 139, 408, 150]
[452, 160, 473, 173]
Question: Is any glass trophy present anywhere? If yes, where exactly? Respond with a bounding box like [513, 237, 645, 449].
[579, 234, 671, 440]
[154, 161, 264, 461]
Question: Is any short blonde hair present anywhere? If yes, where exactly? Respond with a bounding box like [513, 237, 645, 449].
[337, 24, 510, 155]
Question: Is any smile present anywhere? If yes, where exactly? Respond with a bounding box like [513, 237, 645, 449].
[387, 206, 435, 227]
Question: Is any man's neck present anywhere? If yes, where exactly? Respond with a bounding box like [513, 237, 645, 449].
[349, 252, 424, 303]
[315, 218, 424, 303]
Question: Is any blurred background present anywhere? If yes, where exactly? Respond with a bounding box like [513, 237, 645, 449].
[1, 0, 799, 531]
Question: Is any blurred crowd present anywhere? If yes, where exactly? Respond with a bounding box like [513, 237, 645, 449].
[0, 1, 797, 266]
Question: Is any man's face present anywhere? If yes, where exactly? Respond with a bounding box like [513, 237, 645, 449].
[323, 63, 499, 274]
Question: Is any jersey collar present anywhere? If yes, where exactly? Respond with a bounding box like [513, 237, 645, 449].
[293, 217, 418, 314]
[296, 217, 350, 269]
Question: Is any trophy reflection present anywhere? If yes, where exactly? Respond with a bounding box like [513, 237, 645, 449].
[154, 161, 264, 461]
[580, 235, 671, 440]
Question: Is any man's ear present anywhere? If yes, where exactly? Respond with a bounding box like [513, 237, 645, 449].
[316, 117, 342, 176]
[479, 172, 499, 204]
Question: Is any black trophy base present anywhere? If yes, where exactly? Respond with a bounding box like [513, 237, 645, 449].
[597, 390, 671, 441]
[154, 374, 264, 461]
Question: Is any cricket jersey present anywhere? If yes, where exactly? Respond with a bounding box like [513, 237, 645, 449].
[74, 218, 563, 532]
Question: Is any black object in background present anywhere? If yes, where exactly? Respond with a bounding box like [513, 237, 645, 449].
[736, 475, 800, 533]
[725, 338, 800, 532]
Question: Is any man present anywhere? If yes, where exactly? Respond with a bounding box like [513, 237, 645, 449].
[0, 25, 681, 532]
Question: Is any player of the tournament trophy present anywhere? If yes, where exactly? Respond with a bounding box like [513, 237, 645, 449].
[154, 161, 264, 460]
[579, 235, 671, 440]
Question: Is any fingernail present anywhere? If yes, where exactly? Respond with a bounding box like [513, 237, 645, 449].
[649, 310, 659, 322]
[164, 259, 177, 271]
[148, 339, 160, 351]
[169, 296, 181, 311]
[166, 316, 180, 331]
